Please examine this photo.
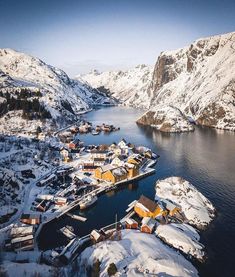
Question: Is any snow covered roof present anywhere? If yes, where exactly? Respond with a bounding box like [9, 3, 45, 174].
[91, 229, 102, 241]
[112, 166, 127, 177]
[11, 234, 33, 244]
[125, 218, 138, 225]
[10, 226, 33, 237]
[141, 217, 156, 229]
[138, 195, 158, 212]
[99, 164, 114, 172]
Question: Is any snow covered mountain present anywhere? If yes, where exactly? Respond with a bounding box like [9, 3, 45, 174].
[82, 32, 235, 131]
[79, 64, 153, 108]
[139, 32, 235, 131]
[0, 49, 112, 124]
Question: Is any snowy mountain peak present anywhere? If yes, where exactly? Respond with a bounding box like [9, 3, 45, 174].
[80, 64, 153, 108]
[0, 49, 113, 131]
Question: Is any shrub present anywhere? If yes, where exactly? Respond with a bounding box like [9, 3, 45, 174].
[107, 263, 117, 276]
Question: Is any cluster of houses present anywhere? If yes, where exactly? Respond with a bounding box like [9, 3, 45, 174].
[89, 194, 182, 244]
[124, 195, 182, 234]
[81, 139, 155, 184]
[5, 225, 35, 251]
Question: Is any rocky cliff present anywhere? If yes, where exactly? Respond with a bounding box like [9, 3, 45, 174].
[141, 32, 235, 131]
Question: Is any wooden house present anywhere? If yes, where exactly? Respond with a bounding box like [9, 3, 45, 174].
[20, 213, 41, 225]
[90, 149, 108, 159]
[161, 199, 181, 216]
[90, 229, 105, 243]
[36, 200, 50, 212]
[54, 197, 67, 206]
[111, 156, 125, 167]
[37, 174, 57, 187]
[141, 217, 156, 234]
[125, 163, 139, 178]
[10, 226, 33, 239]
[127, 154, 143, 167]
[94, 164, 114, 179]
[11, 235, 34, 251]
[94, 165, 128, 183]
[124, 218, 138, 229]
[60, 148, 69, 158]
[93, 157, 106, 166]
[134, 195, 162, 218]
[118, 139, 128, 149]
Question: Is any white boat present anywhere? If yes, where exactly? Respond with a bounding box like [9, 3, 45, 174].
[92, 131, 100, 135]
[59, 226, 76, 240]
[79, 194, 98, 210]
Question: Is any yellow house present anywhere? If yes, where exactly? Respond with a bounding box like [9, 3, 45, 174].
[127, 155, 143, 167]
[134, 195, 163, 218]
[161, 199, 181, 216]
[94, 165, 128, 183]
[125, 163, 139, 178]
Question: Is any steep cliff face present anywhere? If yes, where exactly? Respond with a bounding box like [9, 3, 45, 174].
[140, 32, 235, 131]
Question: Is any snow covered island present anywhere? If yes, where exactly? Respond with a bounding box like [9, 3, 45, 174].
[155, 177, 216, 230]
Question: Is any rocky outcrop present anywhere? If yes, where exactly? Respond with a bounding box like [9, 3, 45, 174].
[137, 106, 194, 132]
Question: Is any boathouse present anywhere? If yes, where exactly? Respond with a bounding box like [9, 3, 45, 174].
[90, 229, 105, 243]
[20, 213, 41, 225]
[124, 218, 138, 229]
[134, 195, 162, 218]
[125, 162, 139, 178]
[94, 165, 128, 183]
[10, 226, 34, 239]
[141, 217, 156, 234]
[11, 235, 34, 251]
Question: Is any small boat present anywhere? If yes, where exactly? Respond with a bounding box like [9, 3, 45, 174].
[92, 131, 100, 136]
[59, 226, 76, 240]
[79, 194, 98, 210]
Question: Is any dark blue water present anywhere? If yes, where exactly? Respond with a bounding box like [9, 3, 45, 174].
[39, 106, 235, 277]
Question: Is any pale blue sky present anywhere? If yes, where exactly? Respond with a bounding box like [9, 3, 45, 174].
[1, 0, 235, 76]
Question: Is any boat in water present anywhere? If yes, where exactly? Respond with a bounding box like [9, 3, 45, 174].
[59, 225, 76, 240]
[79, 194, 98, 210]
[92, 131, 100, 135]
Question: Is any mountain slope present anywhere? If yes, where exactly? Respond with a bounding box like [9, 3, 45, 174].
[140, 32, 235, 131]
[0, 49, 112, 123]
[79, 64, 153, 108]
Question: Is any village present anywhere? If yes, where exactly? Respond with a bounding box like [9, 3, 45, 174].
[0, 118, 216, 276]
[0, 118, 160, 260]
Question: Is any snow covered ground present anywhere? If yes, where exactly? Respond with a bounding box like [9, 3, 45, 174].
[0, 261, 56, 277]
[0, 48, 113, 135]
[73, 229, 198, 277]
[155, 223, 205, 262]
[155, 177, 216, 229]
[136, 105, 195, 132]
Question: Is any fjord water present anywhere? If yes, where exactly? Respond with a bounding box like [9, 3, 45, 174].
[39, 106, 235, 277]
